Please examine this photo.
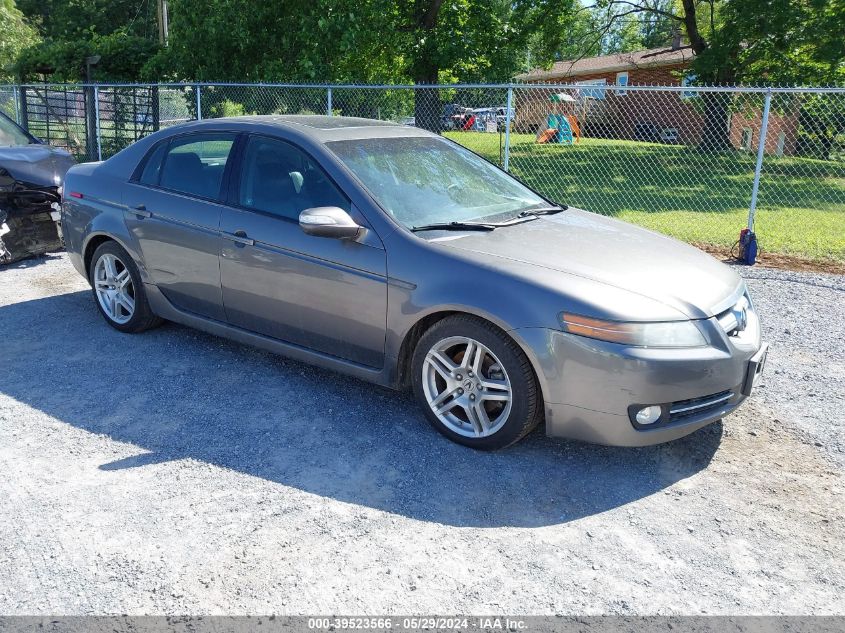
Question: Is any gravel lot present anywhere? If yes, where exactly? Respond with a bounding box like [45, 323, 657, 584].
[1, 253, 843, 615]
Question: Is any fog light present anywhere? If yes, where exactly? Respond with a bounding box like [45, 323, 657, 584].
[635, 406, 662, 425]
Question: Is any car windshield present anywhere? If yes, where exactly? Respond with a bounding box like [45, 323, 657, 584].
[0, 115, 32, 147]
[326, 135, 548, 228]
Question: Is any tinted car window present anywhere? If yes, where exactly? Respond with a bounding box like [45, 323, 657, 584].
[138, 141, 168, 186]
[238, 136, 348, 221]
[0, 113, 31, 146]
[158, 134, 235, 200]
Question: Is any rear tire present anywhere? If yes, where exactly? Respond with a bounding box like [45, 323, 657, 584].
[89, 241, 162, 333]
[411, 315, 542, 450]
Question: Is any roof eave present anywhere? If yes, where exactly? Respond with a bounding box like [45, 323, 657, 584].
[514, 56, 691, 82]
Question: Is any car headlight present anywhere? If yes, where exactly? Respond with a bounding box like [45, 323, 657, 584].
[559, 313, 707, 348]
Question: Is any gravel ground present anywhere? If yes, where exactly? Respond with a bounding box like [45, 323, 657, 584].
[1, 253, 843, 615]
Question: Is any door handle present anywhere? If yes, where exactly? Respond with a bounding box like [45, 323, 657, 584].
[224, 230, 254, 246]
[131, 204, 151, 218]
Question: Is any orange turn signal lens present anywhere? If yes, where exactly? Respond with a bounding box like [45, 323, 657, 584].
[559, 313, 637, 344]
[559, 313, 707, 348]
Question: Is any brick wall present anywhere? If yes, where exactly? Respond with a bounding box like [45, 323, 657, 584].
[729, 109, 799, 156]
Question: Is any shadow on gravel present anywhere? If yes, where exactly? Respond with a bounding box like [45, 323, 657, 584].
[0, 290, 722, 528]
[0, 252, 65, 270]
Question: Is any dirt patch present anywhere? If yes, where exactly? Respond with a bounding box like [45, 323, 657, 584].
[693, 243, 845, 275]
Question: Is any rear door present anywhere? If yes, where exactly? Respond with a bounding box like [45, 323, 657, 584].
[123, 133, 236, 321]
[219, 134, 387, 368]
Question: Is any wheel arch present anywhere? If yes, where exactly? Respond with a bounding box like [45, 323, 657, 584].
[394, 308, 547, 416]
[82, 233, 137, 279]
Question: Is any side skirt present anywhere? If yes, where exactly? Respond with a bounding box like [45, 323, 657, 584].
[144, 283, 398, 389]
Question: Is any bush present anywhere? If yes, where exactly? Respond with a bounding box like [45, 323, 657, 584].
[209, 99, 246, 118]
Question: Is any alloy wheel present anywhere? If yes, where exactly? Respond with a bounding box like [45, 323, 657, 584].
[93, 253, 135, 325]
[421, 335, 513, 438]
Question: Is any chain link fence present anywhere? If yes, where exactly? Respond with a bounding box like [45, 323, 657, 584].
[1, 82, 843, 262]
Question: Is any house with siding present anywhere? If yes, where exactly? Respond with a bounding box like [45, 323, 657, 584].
[514, 45, 798, 155]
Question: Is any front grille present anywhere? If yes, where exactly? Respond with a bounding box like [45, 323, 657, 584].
[669, 390, 734, 422]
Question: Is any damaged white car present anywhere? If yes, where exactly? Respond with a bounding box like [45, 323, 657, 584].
[0, 111, 76, 264]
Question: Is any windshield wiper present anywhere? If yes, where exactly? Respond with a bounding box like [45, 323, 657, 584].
[517, 204, 567, 218]
[410, 221, 497, 232]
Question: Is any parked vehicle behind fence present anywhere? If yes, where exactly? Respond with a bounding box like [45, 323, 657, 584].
[61, 115, 767, 449]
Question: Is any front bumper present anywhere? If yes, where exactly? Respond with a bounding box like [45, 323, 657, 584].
[514, 309, 765, 447]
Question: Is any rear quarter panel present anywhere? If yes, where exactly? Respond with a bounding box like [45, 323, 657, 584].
[62, 162, 141, 281]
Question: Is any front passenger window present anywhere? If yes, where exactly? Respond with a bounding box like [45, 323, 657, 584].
[238, 136, 349, 221]
[157, 134, 235, 201]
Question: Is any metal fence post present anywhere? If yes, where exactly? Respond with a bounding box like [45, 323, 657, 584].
[94, 85, 102, 161]
[503, 86, 513, 171]
[195, 83, 202, 120]
[748, 87, 772, 232]
[151, 84, 161, 132]
[12, 87, 21, 125]
[18, 85, 28, 131]
[327, 87, 333, 116]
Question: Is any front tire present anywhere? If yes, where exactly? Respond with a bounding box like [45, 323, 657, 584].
[89, 241, 162, 333]
[411, 315, 542, 450]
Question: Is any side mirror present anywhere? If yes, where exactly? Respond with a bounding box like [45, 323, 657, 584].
[299, 206, 361, 239]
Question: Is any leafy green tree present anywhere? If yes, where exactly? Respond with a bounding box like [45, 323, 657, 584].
[523, 6, 602, 68]
[603, 15, 646, 53]
[158, 0, 582, 130]
[640, 2, 676, 49]
[13, 0, 162, 83]
[16, 0, 158, 40]
[15, 33, 161, 82]
[0, 0, 39, 80]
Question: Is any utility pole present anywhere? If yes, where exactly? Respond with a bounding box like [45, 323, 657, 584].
[157, 0, 169, 46]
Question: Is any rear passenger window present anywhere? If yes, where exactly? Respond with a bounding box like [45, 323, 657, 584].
[157, 134, 235, 200]
[138, 141, 168, 186]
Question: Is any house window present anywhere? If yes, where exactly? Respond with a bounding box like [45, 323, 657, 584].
[776, 131, 786, 157]
[741, 128, 753, 151]
[616, 72, 629, 96]
[681, 74, 698, 99]
[579, 78, 607, 100]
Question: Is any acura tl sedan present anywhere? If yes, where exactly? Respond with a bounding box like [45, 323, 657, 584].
[61, 116, 767, 450]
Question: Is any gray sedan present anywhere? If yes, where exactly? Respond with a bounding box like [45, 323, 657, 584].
[61, 116, 767, 449]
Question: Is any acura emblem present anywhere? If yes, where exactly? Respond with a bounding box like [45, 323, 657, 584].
[734, 305, 748, 332]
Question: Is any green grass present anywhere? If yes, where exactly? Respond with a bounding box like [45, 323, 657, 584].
[446, 132, 845, 261]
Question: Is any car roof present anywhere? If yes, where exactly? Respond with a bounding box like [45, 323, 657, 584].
[184, 115, 435, 143]
[98, 114, 438, 178]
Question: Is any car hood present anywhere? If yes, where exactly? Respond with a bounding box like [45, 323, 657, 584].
[0, 144, 76, 188]
[432, 208, 742, 320]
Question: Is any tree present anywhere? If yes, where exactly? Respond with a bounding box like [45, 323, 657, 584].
[16, 0, 158, 41]
[13, 0, 161, 83]
[639, 2, 675, 49]
[159, 0, 583, 130]
[523, 6, 602, 69]
[358, 0, 584, 129]
[602, 15, 647, 53]
[0, 0, 39, 81]
[15, 33, 161, 82]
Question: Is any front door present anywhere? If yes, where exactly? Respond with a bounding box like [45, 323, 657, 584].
[124, 133, 237, 321]
[219, 135, 387, 368]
